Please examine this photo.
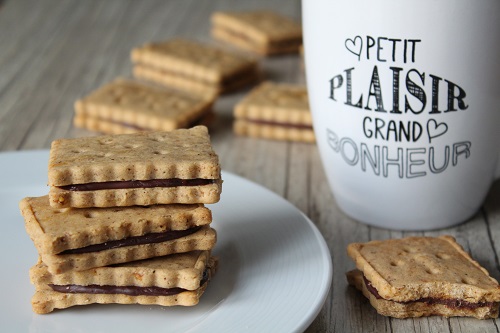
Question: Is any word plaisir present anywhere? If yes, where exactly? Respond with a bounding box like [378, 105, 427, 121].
[329, 66, 468, 115]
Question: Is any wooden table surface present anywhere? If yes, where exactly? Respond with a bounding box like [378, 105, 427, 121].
[2, 0, 500, 332]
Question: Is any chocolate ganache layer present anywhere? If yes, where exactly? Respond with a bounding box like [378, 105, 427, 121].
[58, 178, 217, 191]
[60, 226, 202, 255]
[49, 269, 210, 296]
[49, 284, 187, 296]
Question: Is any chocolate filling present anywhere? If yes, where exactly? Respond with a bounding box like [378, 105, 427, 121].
[58, 178, 216, 191]
[60, 226, 202, 255]
[49, 269, 210, 296]
[363, 275, 497, 310]
[49, 284, 187, 296]
[243, 118, 313, 130]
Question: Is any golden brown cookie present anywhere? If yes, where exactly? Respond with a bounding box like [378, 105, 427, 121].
[73, 79, 215, 134]
[346, 236, 500, 319]
[347, 269, 499, 319]
[233, 82, 314, 142]
[47, 126, 222, 208]
[131, 38, 260, 95]
[211, 10, 302, 55]
[21, 196, 216, 274]
[30, 252, 218, 313]
[73, 110, 215, 135]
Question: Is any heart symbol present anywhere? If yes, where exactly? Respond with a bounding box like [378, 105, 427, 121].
[427, 119, 448, 143]
[345, 36, 362, 60]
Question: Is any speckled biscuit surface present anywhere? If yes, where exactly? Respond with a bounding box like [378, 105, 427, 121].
[74, 110, 216, 135]
[132, 64, 219, 97]
[211, 11, 302, 55]
[40, 225, 216, 274]
[346, 269, 499, 319]
[31, 255, 218, 314]
[20, 195, 212, 255]
[131, 38, 258, 86]
[49, 181, 222, 208]
[47, 126, 222, 207]
[347, 236, 500, 303]
[133, 64, 259, 96]
[49, 126, 219, 185]
[73, 79, 214, 133]
[233, 82, 314, 142]
[31, 251, 211, 290]
[234, 82, 311, 123]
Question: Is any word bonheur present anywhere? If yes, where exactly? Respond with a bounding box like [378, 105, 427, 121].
[326, 129, 471, 179]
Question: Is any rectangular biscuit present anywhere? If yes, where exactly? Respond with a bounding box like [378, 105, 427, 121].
[73, 79, 215, 134]
[347, 269, 499, 319]
[233, 82, 314, 142]
[346, 270, 499, 319]
[40, 226, 216, 274]
[73, 110, 215, 135]
[48, 126, 222, 208]
[347, 236, 500, 319]
[131, 38, 260, 95]
[21, 196, 216, 274]
[30, 252, 218, 313]
[133, 64, 259, 97]
[211, 11, 302, 55]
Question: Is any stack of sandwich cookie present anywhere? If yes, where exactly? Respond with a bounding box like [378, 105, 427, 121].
[20, 126, 222, 313]
[346, 236, 500, 319]
[74, 79, 216, 134]
[131, 38, 260, 96]
[233, 82, 314, 142]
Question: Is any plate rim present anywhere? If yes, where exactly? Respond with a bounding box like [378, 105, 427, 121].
[0, 149, 333, 333]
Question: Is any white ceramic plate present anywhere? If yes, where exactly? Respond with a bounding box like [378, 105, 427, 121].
[0, 150, 332, 333]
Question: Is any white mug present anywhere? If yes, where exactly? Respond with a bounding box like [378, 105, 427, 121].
[303, 0, 500, 230]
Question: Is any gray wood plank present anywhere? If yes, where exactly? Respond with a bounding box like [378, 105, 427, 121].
[0, 1, 499, 332]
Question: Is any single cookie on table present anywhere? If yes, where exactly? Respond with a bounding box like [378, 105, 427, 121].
[131, 38, 260, 96]
[20, 195, 217, 274]
[346, 236, 500, 319]
[47, 126, 222, 208]
[233, 81, 314, 143]
[73, 79, 215, 134]
[211, 10, 302, 55]
[30, 251, 217, 313]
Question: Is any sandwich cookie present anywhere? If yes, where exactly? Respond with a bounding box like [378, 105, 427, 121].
[48, 126, 222, 208]
[30, 251, 217, 313]
[74, 79, 215, 134]
[21, 196, 216, 274]
[132, 38, 259, 96]
[211, 10, 302, 55]
[234, 82, 313, 142]
[346, 236, 500, 319]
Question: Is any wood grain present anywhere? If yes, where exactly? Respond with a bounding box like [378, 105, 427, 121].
[1, 0, 499, 332]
